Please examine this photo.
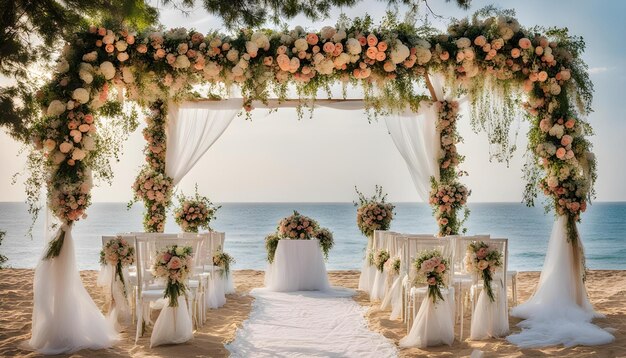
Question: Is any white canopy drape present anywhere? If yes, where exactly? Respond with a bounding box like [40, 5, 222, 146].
[165, 99, 242, 185]
[384, 74, 446, 201]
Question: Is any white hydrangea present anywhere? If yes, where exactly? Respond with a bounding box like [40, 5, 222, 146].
[72, 88, 90, 104]
[251, 31, 270, 49]
[346, 38, 361, 55]
[56, 58, 69, 74]
[173, 55, 190, 69]
[100, 61, 116, 80]
[455, 37, 471, 48]
[78, 63, 94, 84]
[294, 38, 308, 52]
[82, 51, 98, 62]
[46, 100, 66, 116]
[415, 47, 432, 65]
[390, 40, 410, 64]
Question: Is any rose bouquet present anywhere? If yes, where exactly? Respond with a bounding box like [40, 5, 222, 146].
[429, 181, 470, 236]
[465, 241, 503, 302]
[355, 186, 395, 238]
[100, 236, 135, 296]
[213, 250, 235, 278]
[266, 211, 334, 263]
[173, 185, 220, 233]
[384, 256, 401, 276]
[130, 166, 173, 232]
[151, 245, 193, 307]
[414, 250, 449, 304]
[374, 249, 390, 273]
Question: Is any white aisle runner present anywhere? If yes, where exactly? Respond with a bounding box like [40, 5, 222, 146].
[227, 288, 398, 357]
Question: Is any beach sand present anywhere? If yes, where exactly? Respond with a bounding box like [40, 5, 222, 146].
[0, 269, 623, 357]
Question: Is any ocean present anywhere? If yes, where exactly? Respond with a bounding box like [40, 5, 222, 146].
[0, 202, 624, 271]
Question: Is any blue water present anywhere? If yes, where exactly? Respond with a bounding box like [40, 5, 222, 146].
[0, 202, 624, 271]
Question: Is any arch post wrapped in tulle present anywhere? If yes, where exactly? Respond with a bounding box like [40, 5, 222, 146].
[28, 223, 118, 354]
[507, 216, 614, 347]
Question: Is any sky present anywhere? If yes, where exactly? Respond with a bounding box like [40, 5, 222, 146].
[0, 0, 624, 203]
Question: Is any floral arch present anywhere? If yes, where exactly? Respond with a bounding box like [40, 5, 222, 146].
[29, 9, 595, 270]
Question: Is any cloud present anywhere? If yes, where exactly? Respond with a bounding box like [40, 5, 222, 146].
[588, 67, 610, 74]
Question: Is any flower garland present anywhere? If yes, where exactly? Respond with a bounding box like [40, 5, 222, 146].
[151, 245, 193, 307]
[27, 10, 596, 263]
[265, 211, 334, 263]
[414, 250, 449, 304]
[173, 185, 220, 233]
[465, 241, 503, 302]
[429, 100, 471, 236]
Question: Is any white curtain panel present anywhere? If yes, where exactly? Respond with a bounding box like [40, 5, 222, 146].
[165, 99, 242, 185]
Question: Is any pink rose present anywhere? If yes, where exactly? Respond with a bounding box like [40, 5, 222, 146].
[518, 38, 532, 49]
[168, 256, 182, 270]
[435, 263, 446, 273]
[556, 147, 566, 159]
[366, 34, 378, 47]
[427, 277, 437, 286]
[561, 135, 573, 146]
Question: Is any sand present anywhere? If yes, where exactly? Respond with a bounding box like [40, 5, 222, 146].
[0, 269, 623, 357]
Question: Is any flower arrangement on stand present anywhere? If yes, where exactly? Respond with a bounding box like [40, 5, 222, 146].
[414, 250, 449, 304]
[374, 249, 390, 273]
[465, 241, 503, 302]
[265, 211, 334, 263]
[213, 250, 235, 278]
[173, 185, 220, 233]
[151, 245, 193, 307]
[355, 185, 395, 238]
[429, 100, 471, 237]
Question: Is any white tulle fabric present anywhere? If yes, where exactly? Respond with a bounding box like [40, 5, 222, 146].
[400, 288, 455, 348]
[224, 272, 236, 294]
[370, 269, 388, 301]
[29, 225, 118, 354]
[470, 281, 509, 340]
[206, 273, 226, 309]
[507, 216, 615, 348]
[381, 274, 404, 320]
[150, 296, 193, 348]
[227, 288, 397, 357]
[265, 239, 331, 292]
[165, 99, 242, 185]
[358, 263, 376, 293]
[97, 264, 132, 330]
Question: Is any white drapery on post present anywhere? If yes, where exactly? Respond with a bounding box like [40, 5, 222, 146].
[507, 216, 614, 347]
[29, 221, 118, 354]
[165, 99, 242, 185]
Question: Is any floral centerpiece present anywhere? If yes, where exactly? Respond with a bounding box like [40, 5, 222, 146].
[354, 186, 395, 238]
[265, 211, 334, 263]
[99, 236, 135, 296]
[384, 256, 401, 276]
[173, 185, 220, 233]
[151, 245, 193, 307]
[465, 241, 503, 302]
[414, 250, 449, 304]
[213, 250, 235, 278]
[374, 249, 390, 273]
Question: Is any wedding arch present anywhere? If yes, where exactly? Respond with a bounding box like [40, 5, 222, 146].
[26, 7, 603, 352]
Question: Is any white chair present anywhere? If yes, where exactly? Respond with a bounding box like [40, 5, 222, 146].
[402, 236, 454, 332]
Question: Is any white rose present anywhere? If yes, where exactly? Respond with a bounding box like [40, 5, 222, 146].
[46, 100, 66, 116]
[175, 247, 185, 256]
[122, 67, 134, 83]
[334, 52, 350, 67]
[320, 26, 336, 40]
[549, 124, 565, 139]
[226, 49, 239, 62]
[332, 29, 346, 43]
[390, 40, 410, 64]
[346, 38, 361, 55]
[294, 38, 308, 52]
[456, 37, 471, 49]
[173, 55, 190, 69]
[115, 40, 128, 52]
[117, 52, 129, 62]
[56, 58, 69, 73]
[102, 34, 115, 45]
[82, 135, 95, 151]
[79, 62, 94, 84]
[82, 51, 98, 62]
[100, 61, 116, 80]
[203, 61, 221, 77]
[251, 31, 269, 49]
[72, 148, 86, 161]
[316, 59, 334, 75]
[72, 88, 90, 104]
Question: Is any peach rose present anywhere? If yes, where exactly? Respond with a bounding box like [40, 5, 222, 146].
[440, 51, 450, 61]
[137, 44, 147, 53]
[366, 46, 378, 60]
[105, 44, 114, 53]
[511, 48, 521, 58]
[306, 33, 319, 45]
[518, 38, 532, 49]
[561, 135, 573, 146]
[556, 147, 566, 159]
[376, 51, 386, 62]
[537, 71, 548, 82]
[323, 42, 335, 53]
[156, 48, 166, 58]
[366, 34, 378, 47]
[474, 35, 487, 47]
[377, 41, 387, 52]
[565, 119, 576, 129]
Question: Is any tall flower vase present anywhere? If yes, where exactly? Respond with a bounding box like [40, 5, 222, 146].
[358, 234, 376, 293]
